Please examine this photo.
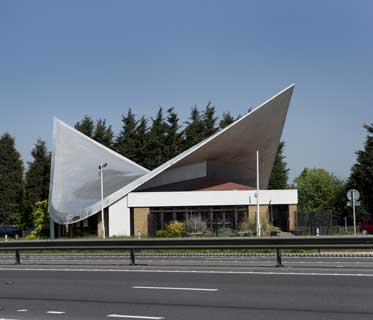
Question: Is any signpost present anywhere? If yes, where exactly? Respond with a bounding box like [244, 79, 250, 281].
[347, 189, 360, 236]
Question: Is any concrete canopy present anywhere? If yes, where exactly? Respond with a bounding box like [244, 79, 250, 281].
[49, 84, 294, 224]
[48, 118, 149, 224]
[137, 84, 294, 192]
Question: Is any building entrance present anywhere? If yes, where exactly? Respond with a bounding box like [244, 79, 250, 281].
[271, 205, 289, 232]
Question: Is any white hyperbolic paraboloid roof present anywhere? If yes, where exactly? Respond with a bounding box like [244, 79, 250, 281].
[49, 84, 294, 224]
[48, 119, 149, 224]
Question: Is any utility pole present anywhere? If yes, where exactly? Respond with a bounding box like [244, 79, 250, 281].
[256, 150, 261, 237]
[99, 163, 108, 239]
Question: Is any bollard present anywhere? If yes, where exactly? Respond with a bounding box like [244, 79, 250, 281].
[130, 249, 136, 265]
[276, 248, 284, 267]
[316, 228, 321, 254]
[15, 250, 21, 265]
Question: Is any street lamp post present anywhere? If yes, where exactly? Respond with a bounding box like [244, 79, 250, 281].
[99, 163, 108, 239]
[256, 150, 261, 237]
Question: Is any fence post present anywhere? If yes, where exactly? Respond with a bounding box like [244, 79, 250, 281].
[130, 249, 136, 265]
[15, 250, 21, 265]
[276, 248, 284, 267]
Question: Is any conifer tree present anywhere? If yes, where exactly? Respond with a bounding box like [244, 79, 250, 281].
[202, 102, 218, 138]
[0, 133, 24, 225]
[144, 108, 167, 169]
[165, 107, 182, 160]
[114, 109, 138, 161]
[349, 124, 373, 213]
[133, 116, 148, 167]
[24, 139, 51, 228]
[93, 119, 114, 148]
[74, 115, 94, 138]
[268, 141, 290, 189]
[219, 112, 235, 129]
[183, 106, 204, 150]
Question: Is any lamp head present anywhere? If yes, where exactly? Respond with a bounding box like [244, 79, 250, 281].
[98, 163, 108, 170]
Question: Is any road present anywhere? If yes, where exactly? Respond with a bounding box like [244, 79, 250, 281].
[0, 254, 373, 319]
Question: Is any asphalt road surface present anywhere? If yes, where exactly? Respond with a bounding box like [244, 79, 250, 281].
[1, 255, 373, 320]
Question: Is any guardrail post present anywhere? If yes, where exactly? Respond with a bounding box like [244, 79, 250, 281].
[276, 248, 284, 267]
[130, 249, 136, 265]
[15, 250, 21, 265]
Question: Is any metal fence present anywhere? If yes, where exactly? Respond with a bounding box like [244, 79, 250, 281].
[295, 210, 334, 235]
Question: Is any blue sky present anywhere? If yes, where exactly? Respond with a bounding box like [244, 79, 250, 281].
[0, 0, 372, 181]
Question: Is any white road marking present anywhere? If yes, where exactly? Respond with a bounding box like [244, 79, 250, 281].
[107, 315, 164, 319]
[2, 267, 373, 277]
[46, 311, 65, 314]
[132, 286, 218, 291]
[16, 309, 28, 312]
[0, 318, 20, 320]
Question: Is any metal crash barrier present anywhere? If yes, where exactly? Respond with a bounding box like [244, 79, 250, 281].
[1, 236, 373, 267]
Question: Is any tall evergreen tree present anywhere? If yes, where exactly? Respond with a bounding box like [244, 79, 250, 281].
[268, 142, 290, 189]
[24, 139, 51, 228]
[165, 107, 182, 160]
[349, 124, 373, 214]
[133, 116, 148, 167]
[202, 102, 218, 138]
[0, 133, 24, 225]
[219, 112, 235, 129]
[183, 106, 204, 150]
[74, 115, 94, 138]
[114, 109, 138, 161]
[144, 108, 167, 169]
[93, 119, 114, 148]
[23, 139, 51, 227]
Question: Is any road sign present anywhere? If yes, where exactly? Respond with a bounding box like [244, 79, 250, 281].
[347, 201, 361, 207]
[347, 189, 360, 201]
[347, 189, 360, 236]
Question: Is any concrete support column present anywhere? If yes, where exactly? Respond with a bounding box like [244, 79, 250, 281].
[50, 219, 55, 239]
[248, 205, 269, 222]
[288, 204, 297, 231]
[97, 213, 103, 239]
[134, 208, 150, 236]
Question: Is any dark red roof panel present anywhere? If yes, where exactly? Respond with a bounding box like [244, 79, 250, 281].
[198, 182, 256, 191]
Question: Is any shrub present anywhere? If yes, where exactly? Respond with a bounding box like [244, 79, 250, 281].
[239, 217, 280, 236]
[240, 217, 256, 233]
[260, 218, 278, 236]
[165, 220, 185, 237]
[155, 230, 169, 238]
[185, 215, 208, 234]
[26, 200, 50, 239]
[156, 220, 185, 238]
[217, 227, 236, 237]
